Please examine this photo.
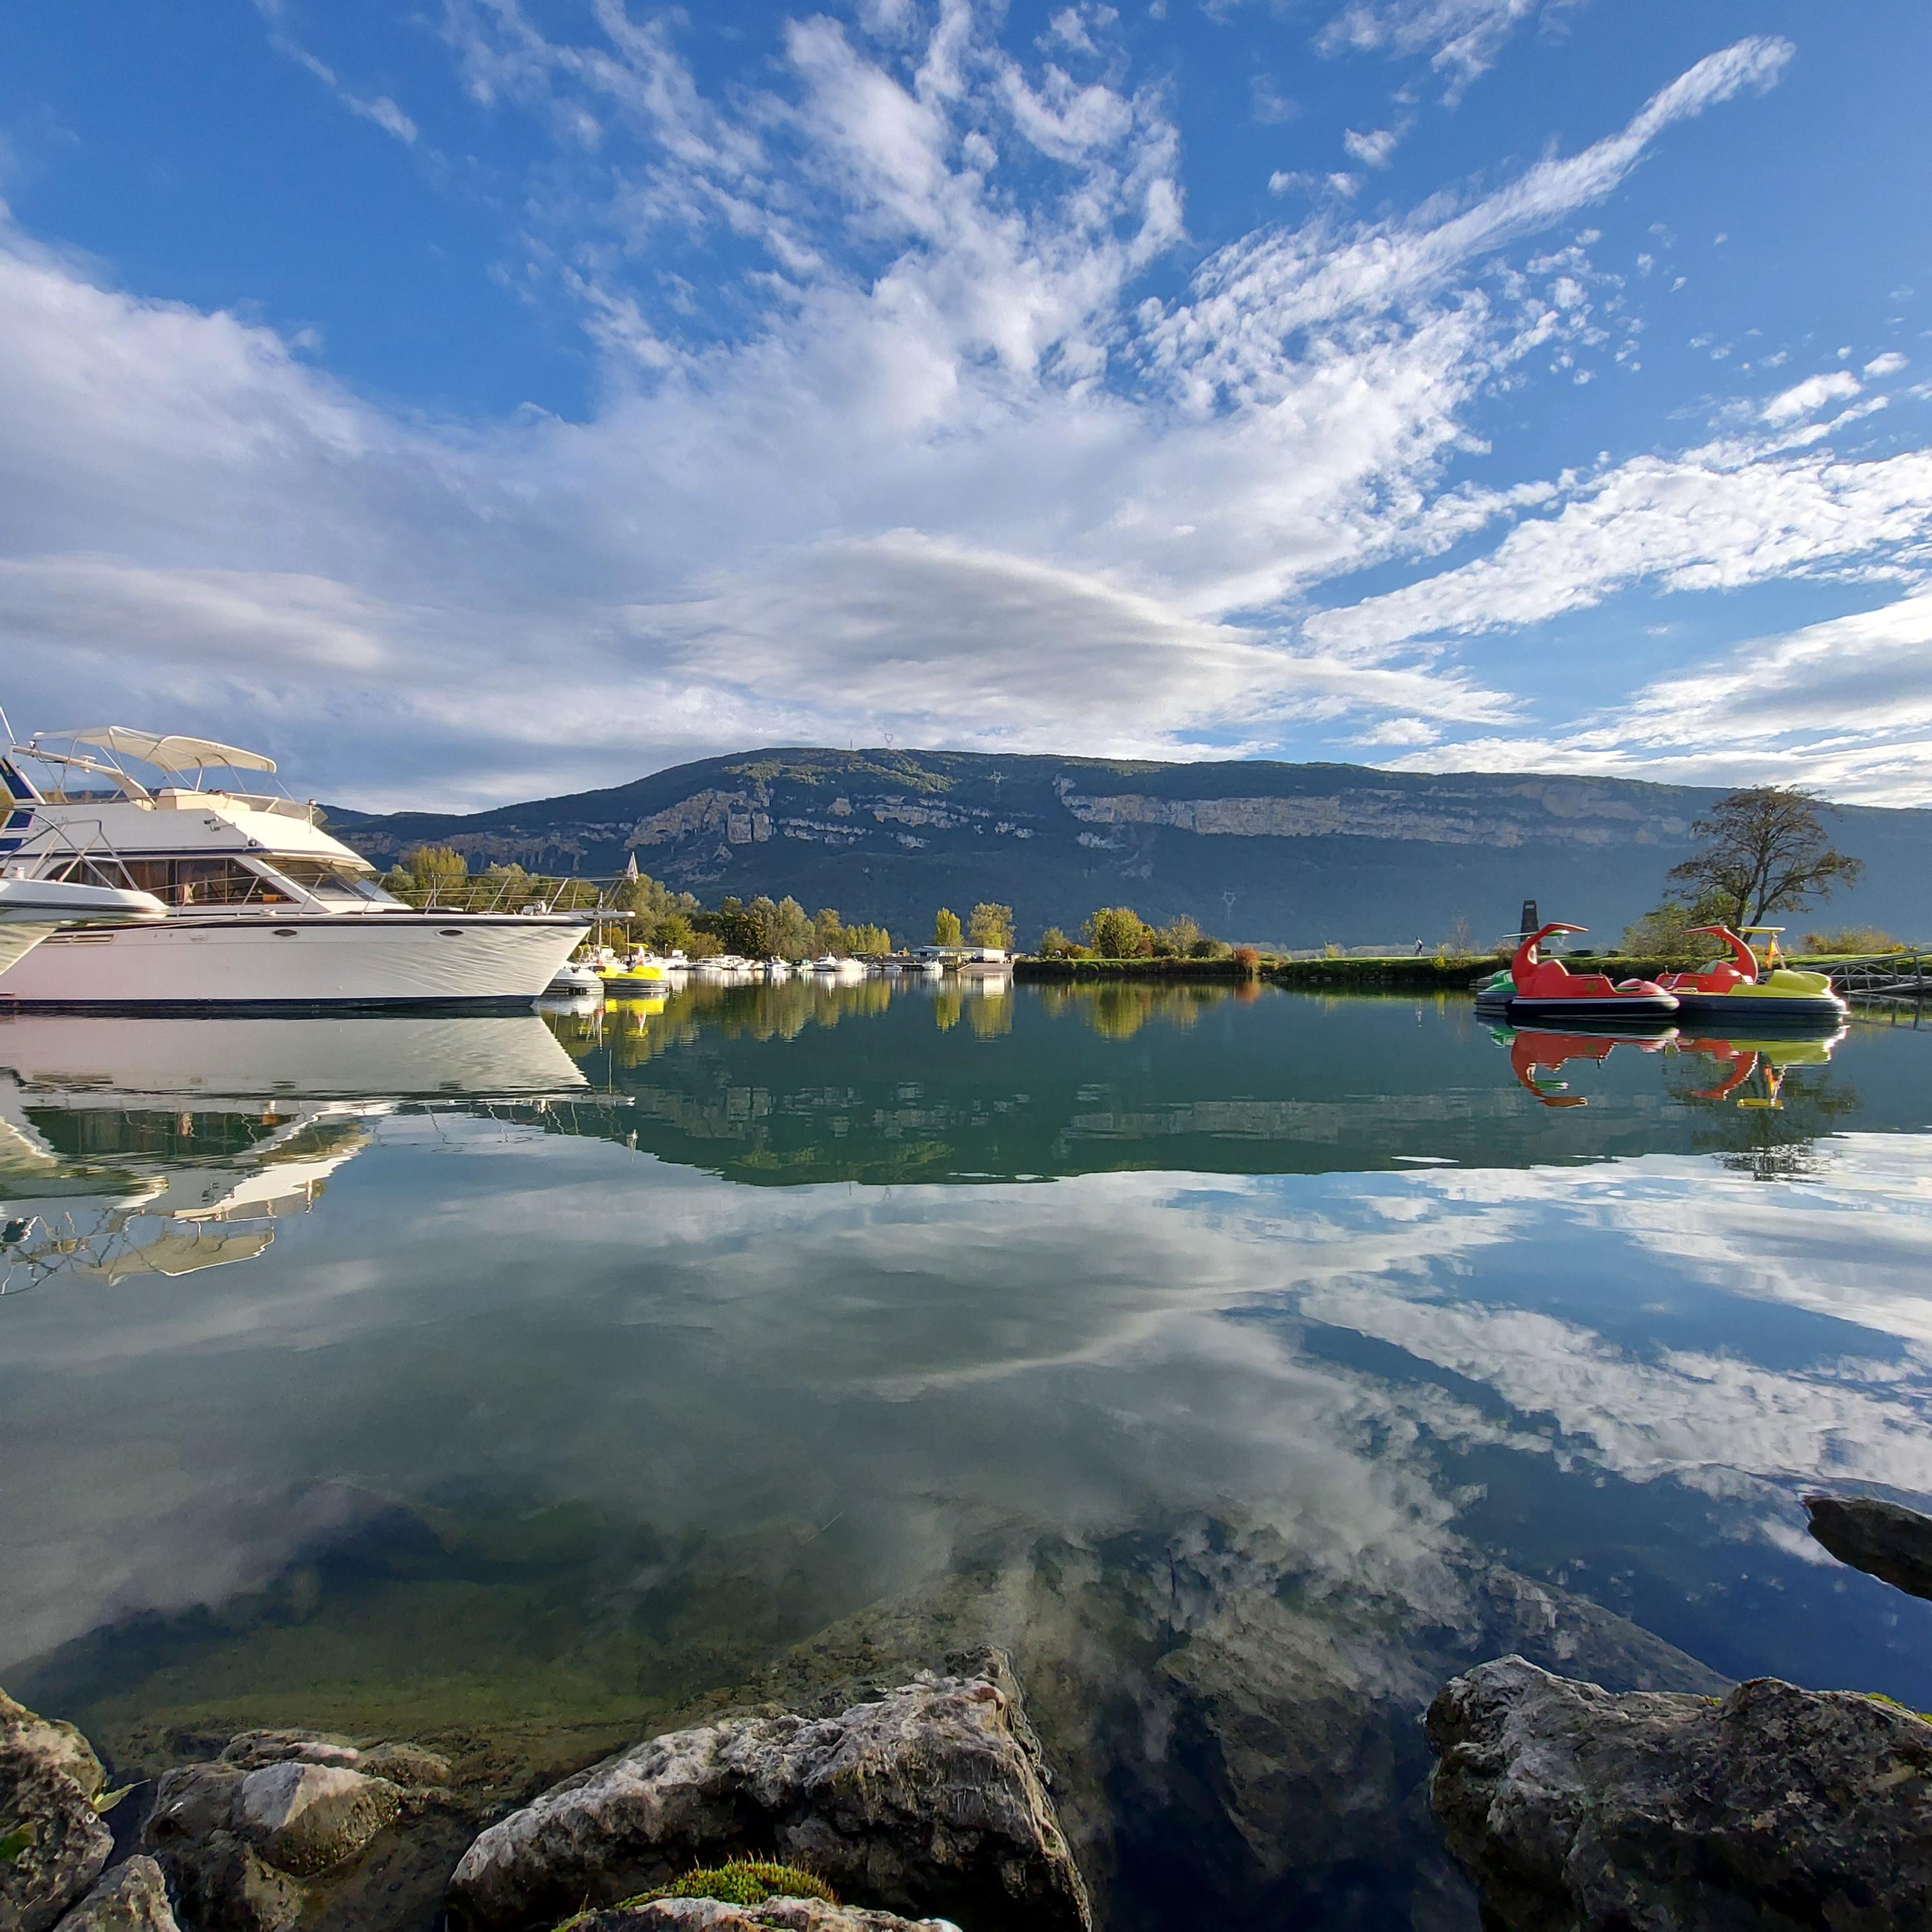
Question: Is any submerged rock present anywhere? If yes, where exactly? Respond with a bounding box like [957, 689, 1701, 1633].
[234, 1761, 404, 1878]
[1805, 1493, 1932, 1601]
[448, 1650, 1090, 1932]
[564, 1904, 958, 1931]
[1426, 1654, 1932, 1931]
[143, 1726, 448, 1932]
[2, 1689, 116, 1932]
[50, 1856, 183, 1932]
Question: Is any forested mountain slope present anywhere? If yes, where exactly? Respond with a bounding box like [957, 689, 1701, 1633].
[332, 749, 1932, 947]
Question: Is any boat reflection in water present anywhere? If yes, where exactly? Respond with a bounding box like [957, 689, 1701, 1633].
[1496, 1018, 1850, 1112]
[1502, 1025, 1676, 1108]
[1670, 1029, 1849, 1109]
[0, 1012, 586, 1295]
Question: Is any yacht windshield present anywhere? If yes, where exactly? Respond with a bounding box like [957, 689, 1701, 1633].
[264, 858, 396, 905]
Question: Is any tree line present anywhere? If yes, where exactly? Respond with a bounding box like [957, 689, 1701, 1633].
[379, 851, 1244, 961]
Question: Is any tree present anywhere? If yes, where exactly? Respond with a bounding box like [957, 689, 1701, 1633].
[1152, 914, 1200, 958]
[812, 907, 845, 954]
[653, 912, 699, 956]
[846, 922, 892, 956]
[1082, 907, 1152, 958]
[695, 895, 769, 957]
[771, 896, 814, 961]
[614, 865, 697, 929]
[966, 903, 1014, 950]
[932, 907, 962, 947]
[1036, 925, 1082, 958]
[1622, 890, 1734, 964]
[1666, 786, 1864, 929]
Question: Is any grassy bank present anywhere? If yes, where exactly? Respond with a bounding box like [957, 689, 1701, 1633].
[1014, 951, 1761, 989]
[1016, 954, 1510, 989]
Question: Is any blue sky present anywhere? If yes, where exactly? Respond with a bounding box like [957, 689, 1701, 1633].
[1, 1, 1929, 809]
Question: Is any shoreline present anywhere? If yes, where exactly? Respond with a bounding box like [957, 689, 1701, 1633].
[1012, 952, 1760, 990]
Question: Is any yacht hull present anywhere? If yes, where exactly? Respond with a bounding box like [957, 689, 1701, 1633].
[0, 912, 589, 1011]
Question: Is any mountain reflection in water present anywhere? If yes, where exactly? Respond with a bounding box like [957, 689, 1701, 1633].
[4, 985, 1932, 1932]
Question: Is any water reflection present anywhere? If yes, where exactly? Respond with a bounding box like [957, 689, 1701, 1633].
[0, 1013, 585, 1295]
[3, 993, 1931, 1932]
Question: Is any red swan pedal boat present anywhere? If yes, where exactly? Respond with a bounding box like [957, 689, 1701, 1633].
[1474, 921, 1678, 1024]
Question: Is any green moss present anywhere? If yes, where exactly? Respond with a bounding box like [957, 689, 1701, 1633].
[1860, 1690, 1932, 1724]
[557, 1862, 838, 1925]
[0, 1817, 36, 1865]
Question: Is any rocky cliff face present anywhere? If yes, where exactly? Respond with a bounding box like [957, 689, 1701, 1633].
[334, 748, 1932, 947]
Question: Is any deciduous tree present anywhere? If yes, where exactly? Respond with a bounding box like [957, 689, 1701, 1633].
[932, 907, 962, 947]
[966, 902, 1014, 949]
[1082, 907, 1152, 958]
[1666, 786, 1863, 928]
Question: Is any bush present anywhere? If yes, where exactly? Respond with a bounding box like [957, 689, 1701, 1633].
[1231, 945, 1262, 977]
[1802, 925, 1906, 955]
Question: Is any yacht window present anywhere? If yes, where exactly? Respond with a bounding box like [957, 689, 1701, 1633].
[266, 858, 393, 903]
[52, 856, 291, 906]
[45, 857, 131, 890]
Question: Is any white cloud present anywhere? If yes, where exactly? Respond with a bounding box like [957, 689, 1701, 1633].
[1384, 590, 1932, 805]
[1308, 436, 1932, 659]
[1319, 0, 1572, 97]
[250, 1, 419, 143]
[1342, 125, 1401, 168]
[1865, 351, 1909, 379]
[0, 18, 1832, 808]
[1761, 369, 1862, 423]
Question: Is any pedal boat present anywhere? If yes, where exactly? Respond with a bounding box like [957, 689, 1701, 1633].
[1473, 922, 1678, 1025]
[594, 947, 670, 989]
[1655, 926, 1847, 1027]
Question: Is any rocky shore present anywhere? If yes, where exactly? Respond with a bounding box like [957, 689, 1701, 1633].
[11, 1493, 1932, 1932]
[4, 1655, 1084, 1932]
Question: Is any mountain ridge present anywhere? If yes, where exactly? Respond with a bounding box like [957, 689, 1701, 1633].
[329, 747, 1932, 947]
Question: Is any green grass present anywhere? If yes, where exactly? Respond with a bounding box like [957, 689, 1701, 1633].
[557, 1863, 839, 1926]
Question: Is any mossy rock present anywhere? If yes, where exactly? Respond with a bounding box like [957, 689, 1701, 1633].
[558, 1863, 838, 1926]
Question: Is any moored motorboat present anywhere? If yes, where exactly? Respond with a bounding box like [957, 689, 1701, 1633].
[0, 728, 589, 1009]
[1656, 925, 1848, 1027]
[1474, 921, 1678, 1025]
[546, 960, 605, 998]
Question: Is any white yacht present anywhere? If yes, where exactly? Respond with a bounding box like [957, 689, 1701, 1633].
[0, 727, 590, 1009]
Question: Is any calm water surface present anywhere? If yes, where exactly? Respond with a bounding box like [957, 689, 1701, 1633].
[5, 981, 1932, 1929]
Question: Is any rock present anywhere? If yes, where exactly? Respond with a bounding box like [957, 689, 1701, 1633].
[1426, 1654, 1932, 1931]
[564, 1904, 959, 1931]
[1805, 1493, 1932, 1601]
[216, 1727, 449, 1790]
[50, 1856, 183, 1932]
[219, 1731, 363, 1773]
[2, 1690, 115, 1932]
[234, 1762, 404, 1876]
[153, 1833, 303, 1932]
[3, 1691, 108, 1802]
[145, 1736, 423, 1930]
[448, 1650, 1091, 1932]
[355, 1741, 452, 1789]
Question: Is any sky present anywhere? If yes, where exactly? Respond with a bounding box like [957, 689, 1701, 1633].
[0, 0, 1929, 812]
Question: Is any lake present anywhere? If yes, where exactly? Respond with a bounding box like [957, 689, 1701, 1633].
[5, 980, 1932, 1930]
